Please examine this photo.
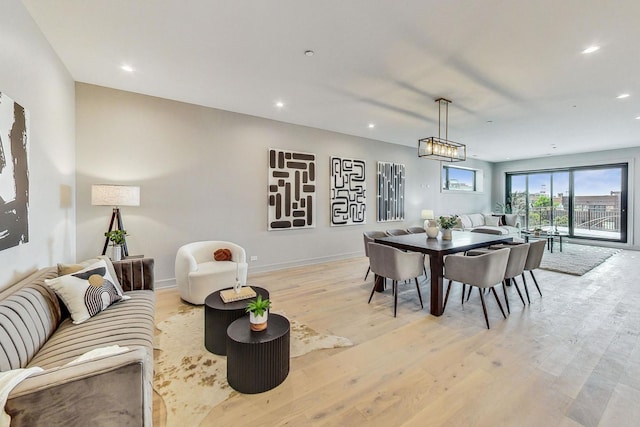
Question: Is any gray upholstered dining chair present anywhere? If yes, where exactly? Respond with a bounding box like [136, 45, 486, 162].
[443, 247, 510, 329]
[468, 243, 530, 313]
[363, 231, 388, 280]
[386, 228, 410, 236]
[367, 242, 424, 317]
[406, 226, 426, 234]
[521, 239, 546, 303]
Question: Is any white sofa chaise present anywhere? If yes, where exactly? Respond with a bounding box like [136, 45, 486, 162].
[455, 213, 521, 236]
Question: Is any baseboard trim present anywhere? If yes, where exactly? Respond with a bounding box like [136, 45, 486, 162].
[155, 251, 363, 290]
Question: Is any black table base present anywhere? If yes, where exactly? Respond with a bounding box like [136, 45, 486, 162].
[226, 314, 290, 394]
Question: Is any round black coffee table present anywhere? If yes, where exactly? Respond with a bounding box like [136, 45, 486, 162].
[204, 286, 269, 355]
[226, 313, 290, 394]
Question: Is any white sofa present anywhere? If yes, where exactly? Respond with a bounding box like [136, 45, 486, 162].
[455, 213, 521, 236]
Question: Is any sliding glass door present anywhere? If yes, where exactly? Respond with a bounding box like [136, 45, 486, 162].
[506, 164, 627, 243]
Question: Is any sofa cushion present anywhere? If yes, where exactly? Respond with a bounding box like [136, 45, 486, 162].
[469, 213, 485, 227]
[473, 226, 508, 235]
[27, 290, 154, 370]
[0, 268, 61, 371]
[57, 256, 125, 296]
[504, 214, 519, 227]
[45, 260, 127, 325]
[458, 214, 473, 229]
[484, 215, 500, 226]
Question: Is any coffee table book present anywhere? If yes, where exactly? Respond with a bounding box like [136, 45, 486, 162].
[220, 286, 257, 303]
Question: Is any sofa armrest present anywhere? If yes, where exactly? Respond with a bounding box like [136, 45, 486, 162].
[7, 347, 152, 427]
[112, 258, 155, 291]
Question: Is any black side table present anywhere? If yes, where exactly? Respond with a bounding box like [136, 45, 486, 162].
[226, 313, 290, 394]
[204, 286, 269, 355]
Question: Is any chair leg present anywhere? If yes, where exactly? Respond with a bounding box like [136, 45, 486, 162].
[478, 288, 491, 329]
[530, 271, 542, 296]
[466, 284, 473, 302]
[521, 273, 531, 304]
[393, 281, 398, 317]
[461, 283, 466, 305]
[368, 275, 381, 304]
[512, 277, 526, 306]
[491, 287, 507, 319]
[443, 279, 453, 311]
[364, 265, 370, 281]
[423, 265, 428, 278]
[414, 278, 424, 309]
[502, 281, 510, 314]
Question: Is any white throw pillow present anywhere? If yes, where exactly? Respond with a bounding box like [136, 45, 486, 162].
[45, 260, 128, 324]
[504, 214, 518, 227]
[484, 215, 500, 226]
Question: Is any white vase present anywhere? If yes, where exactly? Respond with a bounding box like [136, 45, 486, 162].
[441, 228, 453, 240]
[249, 311, 268, 331]
[110, 244, 122, 261]
[426, 219, 439, 238]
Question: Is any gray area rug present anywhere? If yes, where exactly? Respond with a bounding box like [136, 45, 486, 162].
[539, 243, 620, 276]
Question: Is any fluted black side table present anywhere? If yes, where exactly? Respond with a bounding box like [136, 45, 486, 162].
[204, 286, 269, 355]
[226, 313, 290, 394]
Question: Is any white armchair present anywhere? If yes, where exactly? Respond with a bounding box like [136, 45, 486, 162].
[175, 241, 249, 304]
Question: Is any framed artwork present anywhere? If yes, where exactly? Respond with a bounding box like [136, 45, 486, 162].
[330, 156, 366, 226]
[0, 92, 29, 251]
[268, 148, 316, 230]
[377, 161, 405, 222]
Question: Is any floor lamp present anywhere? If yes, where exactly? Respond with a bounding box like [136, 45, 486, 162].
[92, 184, 140, 257]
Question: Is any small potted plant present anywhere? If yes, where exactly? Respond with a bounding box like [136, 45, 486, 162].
[104, 229, 128, 261]
[246, 294, 271, 331]
[438, 215, 458, 240]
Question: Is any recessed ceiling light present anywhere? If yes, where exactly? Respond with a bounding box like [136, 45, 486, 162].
[121, 64, 134, 72]
[368, 123, 375, 128]
[617, 93, 630, 99]
[275, 101, 284, 108]
[304, 50, 315, 57]
[582, 46, 600, 54]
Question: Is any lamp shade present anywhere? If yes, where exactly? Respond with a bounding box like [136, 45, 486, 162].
[91, 185, 140, 207]
[421, 209, 434, 220]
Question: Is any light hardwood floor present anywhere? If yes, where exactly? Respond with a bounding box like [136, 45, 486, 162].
[153, 250, 640, 426]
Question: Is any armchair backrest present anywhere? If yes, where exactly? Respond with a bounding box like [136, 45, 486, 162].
[363, 231, 388, 257]
[367, 242, 423, 281]
[524, 240, 546, 271]
[444, 247, 510, 288]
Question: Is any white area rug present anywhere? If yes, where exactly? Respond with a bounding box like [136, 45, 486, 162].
[539, 243, 620, 276]
[154, 307, 352, 427]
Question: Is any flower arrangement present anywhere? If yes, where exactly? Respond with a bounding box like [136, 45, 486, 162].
[438, 215, 458, 229]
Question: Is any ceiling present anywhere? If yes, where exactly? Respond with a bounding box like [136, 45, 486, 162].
[22, 0, 640, 162]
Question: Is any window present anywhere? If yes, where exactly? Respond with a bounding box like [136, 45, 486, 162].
[442, 165, 483, 192]
[506, 163, 628, 243]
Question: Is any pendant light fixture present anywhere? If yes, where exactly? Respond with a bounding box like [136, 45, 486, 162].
[418, 98, 466, 162]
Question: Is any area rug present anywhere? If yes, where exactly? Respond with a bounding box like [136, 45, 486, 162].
[539, 243, 620, 276]
[153, 307, 353, 427]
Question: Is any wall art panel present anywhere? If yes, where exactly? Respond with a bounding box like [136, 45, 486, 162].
[268, 148, 316, 230]
[0, 92, 29, 250]
[330, 157, 366, 226]
[377, 161, 405, 222]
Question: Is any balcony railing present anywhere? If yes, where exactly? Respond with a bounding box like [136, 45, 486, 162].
[526, 207, 620, 232]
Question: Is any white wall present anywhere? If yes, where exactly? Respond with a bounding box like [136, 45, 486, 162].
[0, 0, 76, 289]
[492, 148, 639, 249]
[75, 84, 492, 287]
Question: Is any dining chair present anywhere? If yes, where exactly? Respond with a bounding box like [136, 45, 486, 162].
[521, 239, 546, 303]
[467, 243, 530, 313]
[386, 229, 410, 236]
[406, 226, 425, 234]
[443, 247, 510, 329]
[363, 231, 388, 280]
[367, 242, 424, 317]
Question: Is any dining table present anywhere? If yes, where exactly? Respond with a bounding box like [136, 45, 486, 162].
[375, 230, 514, 316]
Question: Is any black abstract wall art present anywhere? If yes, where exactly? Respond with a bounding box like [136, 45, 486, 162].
[268, 148, 316, 230]
[377, 161, 405, 222]
[330, 156, 366, 226]
[0, 92, 29, 251]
